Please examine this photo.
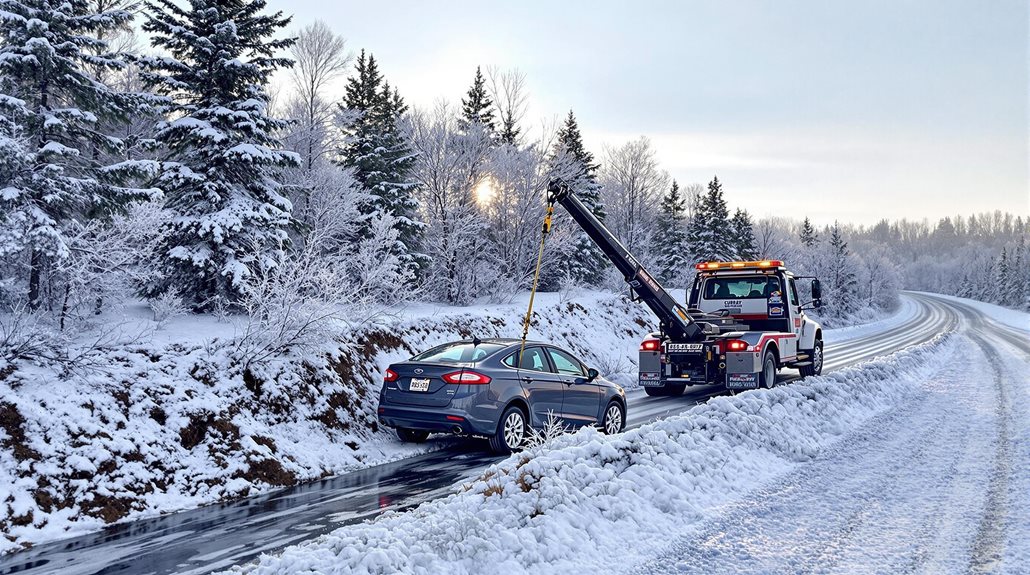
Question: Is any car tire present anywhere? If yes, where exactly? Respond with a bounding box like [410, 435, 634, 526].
[397, 428, 430, 443]
[760, 350, 778, 389]
[599, 401, 625, 435]
[489, 405, 528, 454]
[799, 339, 823, 377]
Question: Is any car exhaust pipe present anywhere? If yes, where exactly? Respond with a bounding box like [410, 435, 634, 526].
[451, 425, 463, 434]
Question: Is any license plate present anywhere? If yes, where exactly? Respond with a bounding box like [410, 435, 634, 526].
[667, 343, 704, 353]
[726, 373, 759, 389]
[639, 372, 661, 387]
[409, 378, 431, 392]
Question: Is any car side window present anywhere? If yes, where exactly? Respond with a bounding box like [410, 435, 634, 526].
[547, 348, 585, 376]
[503, 347, 554, 372]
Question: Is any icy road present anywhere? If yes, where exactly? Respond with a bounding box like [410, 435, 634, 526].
[0, 292, 1026, 575]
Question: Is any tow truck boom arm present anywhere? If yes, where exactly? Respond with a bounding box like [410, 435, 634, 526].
[547, 179, 703, 342]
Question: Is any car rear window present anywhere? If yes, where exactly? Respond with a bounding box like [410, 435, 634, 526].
[704, 276, 781, 299]
[410, 342, 505, 363]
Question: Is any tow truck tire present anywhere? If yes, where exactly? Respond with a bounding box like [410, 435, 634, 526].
[397, 428, 430, 443]
[668, 384, 686, 396]
[799, 339, 824, 378]
[760, 351, 778, 389]
[644, 387, 665, 396]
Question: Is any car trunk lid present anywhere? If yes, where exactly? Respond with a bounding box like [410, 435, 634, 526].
[383, 362, 467, 407]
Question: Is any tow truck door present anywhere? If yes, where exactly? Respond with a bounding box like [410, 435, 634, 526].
[788, 278, 806, 348]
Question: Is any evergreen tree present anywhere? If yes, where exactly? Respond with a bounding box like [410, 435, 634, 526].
[550, 110, 607, 285]
[686, 176, 733, 262]
[459, 66, 495, 134]
[826, 222, 859, 317]
[994, 247, 1011, 306]
[0, 0, 156, 308]
[141, 0, 297, 309]
[338, 50, 424, 274]
[654, 180, 691, 283]
[799, 217, 819, 247]
[731, 208, 758, 260]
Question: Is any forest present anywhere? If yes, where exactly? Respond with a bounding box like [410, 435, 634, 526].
[2, 0, 1028, 366]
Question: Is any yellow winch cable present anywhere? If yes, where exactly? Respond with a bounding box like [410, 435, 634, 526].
[519, 202, 554, 366]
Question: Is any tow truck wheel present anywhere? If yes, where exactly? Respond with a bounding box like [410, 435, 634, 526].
[799, 339, 823, 377]
[760, 351, 778, 389]
[644, 387, 665, 397]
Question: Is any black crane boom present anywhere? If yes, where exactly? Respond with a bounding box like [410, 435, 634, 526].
[547, 179, 703, 342]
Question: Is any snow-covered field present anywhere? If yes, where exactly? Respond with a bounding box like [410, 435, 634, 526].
[917, 291, 1030, 333]
[0, 291, 652, 553]
[231, 325, 1030, 575]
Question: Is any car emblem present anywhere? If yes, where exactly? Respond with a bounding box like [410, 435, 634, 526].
[414, 368, 423, 374]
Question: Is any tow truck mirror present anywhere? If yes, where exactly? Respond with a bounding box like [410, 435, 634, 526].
[586, 368, 599, 382]
[811, 279, 823, 301]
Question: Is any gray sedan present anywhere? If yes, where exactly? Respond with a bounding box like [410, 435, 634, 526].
[377, 339, 627, 453]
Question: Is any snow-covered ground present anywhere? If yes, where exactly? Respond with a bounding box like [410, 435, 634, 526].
[0, 291, 653, 553]
[230, 323, 1029, 575]
[916, 291, 1030, 333]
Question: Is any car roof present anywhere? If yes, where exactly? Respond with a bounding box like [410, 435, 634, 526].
[449, 338, 548, 347]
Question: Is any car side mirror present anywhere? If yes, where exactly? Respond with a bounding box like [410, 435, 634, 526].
[811, 279, 822, 300]
[587, 368, 599, 382]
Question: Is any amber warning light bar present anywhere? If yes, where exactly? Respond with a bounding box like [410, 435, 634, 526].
[695, 260, 784, 271]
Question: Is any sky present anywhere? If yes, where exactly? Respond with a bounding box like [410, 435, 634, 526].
[272, 0, 1028, 226]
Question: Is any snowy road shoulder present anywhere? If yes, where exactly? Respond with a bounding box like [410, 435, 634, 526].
[232, 334, 959, 575]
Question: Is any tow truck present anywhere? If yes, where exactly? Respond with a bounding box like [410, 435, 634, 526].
[546, 180, 825, 395]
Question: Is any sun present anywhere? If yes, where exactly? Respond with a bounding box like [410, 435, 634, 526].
[474, 177, 496, 206]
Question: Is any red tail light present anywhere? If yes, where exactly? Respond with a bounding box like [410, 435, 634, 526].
[442, 371, 492, 385]
[384, 368, 399, 382]
[725, 339, 749, 352]
[640, 339, 661, 352]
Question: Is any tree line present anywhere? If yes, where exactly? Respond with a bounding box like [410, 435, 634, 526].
[2, 0, 1025, 348]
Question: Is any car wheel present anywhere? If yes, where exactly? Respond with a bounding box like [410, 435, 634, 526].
[397, 428, 430, 443]
[799, 339, 823, 377]
[760, 350, 778, 389]
[600, 401, 625, 435]
[489, 405, 528, 454]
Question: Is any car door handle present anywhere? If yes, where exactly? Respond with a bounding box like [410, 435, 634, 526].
[522, 377, 534, 383]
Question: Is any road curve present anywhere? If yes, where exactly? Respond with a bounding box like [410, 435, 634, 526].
[0, 293, 972, 575]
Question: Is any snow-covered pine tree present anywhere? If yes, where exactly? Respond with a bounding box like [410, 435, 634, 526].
[653, 180, 691, 284]
[731, 208, 758, 260]
[459, 66, 495, 135]
[799, 216, 818, 247]
[994, 247, 1011, 306]
[826, 222, 859, 318]
[0, 0, 156, 309]
[549, 110, 607, 285]
[140, 0, 298, 309]
[686, 176, 734, 262]
[338, 50, 424, 276]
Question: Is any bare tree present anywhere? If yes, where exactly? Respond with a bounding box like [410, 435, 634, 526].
[286, 21, 352, 170]
[600, 137, 669, 259]
[487, 67, 529, 146]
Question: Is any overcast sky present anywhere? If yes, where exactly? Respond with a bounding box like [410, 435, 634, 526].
[274, 0, 1028, 226]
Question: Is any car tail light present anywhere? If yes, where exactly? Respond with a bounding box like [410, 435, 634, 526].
[384, 368, 399, 383]
[640, 339, 661, 352]
[442, 371, 492, 385]
[725, 339, 748, 352]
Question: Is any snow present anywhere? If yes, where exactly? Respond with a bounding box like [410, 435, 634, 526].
[233, 333, 987, 575]
[917, 292, 1029, 333]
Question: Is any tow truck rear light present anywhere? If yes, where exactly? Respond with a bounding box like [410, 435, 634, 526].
[695, 260, 784, 270]
[640, 339, 661, 352]
[725, 339, 749, 352]
[442, 371, 492, 385]
[384, 368, 399, 382]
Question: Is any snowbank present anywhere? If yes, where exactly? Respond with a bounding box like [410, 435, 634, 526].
[233, 334, 956, 575]
[0, 292, 652, 553]
[916, 292, 1030, 333]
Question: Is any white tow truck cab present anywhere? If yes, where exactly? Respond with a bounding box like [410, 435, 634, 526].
[638, 260, 825, 395]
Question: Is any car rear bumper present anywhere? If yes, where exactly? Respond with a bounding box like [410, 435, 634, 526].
[378, 405, 496, 436]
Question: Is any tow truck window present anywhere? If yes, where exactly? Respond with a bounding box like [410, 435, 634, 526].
[703, 277, 781, 300]
[788, 280, 799, 307]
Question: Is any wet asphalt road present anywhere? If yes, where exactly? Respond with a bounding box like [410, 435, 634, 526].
[0, 292, 982, 575]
